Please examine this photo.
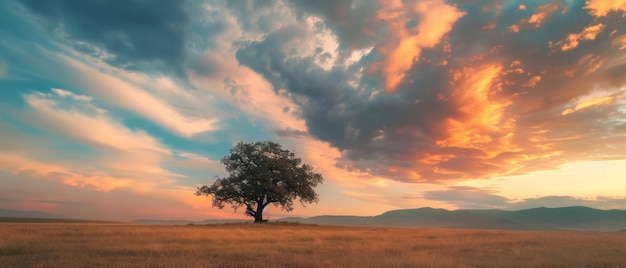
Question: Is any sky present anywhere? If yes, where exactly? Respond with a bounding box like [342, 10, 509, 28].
[1, 0, 626, 221]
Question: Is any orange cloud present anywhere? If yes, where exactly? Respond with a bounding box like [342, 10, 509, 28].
[550, 23, 606, 51]
[61, 174, 134, 192]
[577, 54, 606, 75]
[561, 95, 615, 115]
[0, 154, 66, 178]
[0, 153, 135, 192]
[510, 3, 561, 32]
[523, 75, 542, 88]
[585, 0, 626, 17]
[377, 0, 465, 93]
[437, 64, 512, 150]
[527, 3, 561, 27]
[414, 63, 531, 179]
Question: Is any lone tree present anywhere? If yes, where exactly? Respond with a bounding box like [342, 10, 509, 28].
[195, 141, 323, 223]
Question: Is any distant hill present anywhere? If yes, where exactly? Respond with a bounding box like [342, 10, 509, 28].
[508, 206, 626, 231]
[0, 208, 64, 219]
[278, 206, 626, 232]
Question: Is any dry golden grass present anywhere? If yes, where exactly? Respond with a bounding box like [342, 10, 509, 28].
[1, 222, 626, 267]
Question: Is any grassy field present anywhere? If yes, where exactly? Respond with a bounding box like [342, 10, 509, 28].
[1, 222, 626, 267]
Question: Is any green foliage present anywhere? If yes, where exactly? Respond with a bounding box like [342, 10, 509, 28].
[196, 141, 323, 222]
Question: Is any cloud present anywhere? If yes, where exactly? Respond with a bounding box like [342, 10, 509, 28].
[561, 93, 616, 115]
[375, 0, 465, 93]
[0, 86, 242, 220]
[50, 88, 93, 101]
[280, 0, 381, 52]
[3, 0, 626, 220]
[275, 128, 311, 139]
[175, 152, 223, 172]
[232, 0, 626, 184]
[61, 56, 218, 137]
[0, 152, 140, 193]
[585, 0, 626, 18]
[613, 33, 626, 50]
[550, 23, 606, 51]
[184, 3, 307, 135]
[509, 2, 562, 32]
[25, 89, 170, 155]
[0, 3, 220, 140]
[6, 89, 185, 192]
[0, 172, 236, 221]
[17, 0, 189, 74]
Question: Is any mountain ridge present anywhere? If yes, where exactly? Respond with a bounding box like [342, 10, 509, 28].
[278, 206, 626, 232]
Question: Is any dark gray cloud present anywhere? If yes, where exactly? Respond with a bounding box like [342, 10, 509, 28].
[284, 0, 381, 51]
[18, 0, 189, 74]
[274, 128, 310, 139]
[235, 23, 460, 180]
[234, 0, 626, 182]
[235, 26, 366, 149]
[224, 0, 277, 33]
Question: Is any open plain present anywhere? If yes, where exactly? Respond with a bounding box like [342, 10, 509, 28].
[1, 221, 626, 267]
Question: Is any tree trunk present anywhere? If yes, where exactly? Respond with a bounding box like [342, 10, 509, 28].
[254, 203, 267, 223]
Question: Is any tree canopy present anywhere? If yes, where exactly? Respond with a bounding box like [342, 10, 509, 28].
[195, 141, 324, 222]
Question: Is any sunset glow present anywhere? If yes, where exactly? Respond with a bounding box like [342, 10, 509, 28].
[1, 0, 625, 221]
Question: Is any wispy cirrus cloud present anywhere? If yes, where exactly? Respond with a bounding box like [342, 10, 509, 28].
[0, 87, 230, 219]
[20, 89, 176, 190]
[60, 56, 219, 138]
